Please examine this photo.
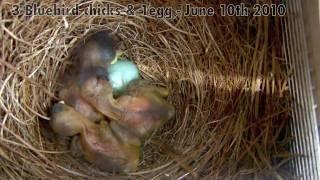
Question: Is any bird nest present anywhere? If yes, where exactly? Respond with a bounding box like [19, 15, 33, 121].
[0, 1, 292, 179]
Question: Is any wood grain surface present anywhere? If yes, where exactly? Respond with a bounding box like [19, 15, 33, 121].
[302, 0, 320, 122]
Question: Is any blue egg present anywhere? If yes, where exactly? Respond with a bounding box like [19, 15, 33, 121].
[107, 59, 140, 92]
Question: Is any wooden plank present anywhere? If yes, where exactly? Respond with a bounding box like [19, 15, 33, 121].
[301, 0, 320, 122]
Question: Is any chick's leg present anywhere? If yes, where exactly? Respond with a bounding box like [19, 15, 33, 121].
[151, 87, 169, 98]
[132, 84, 169, 98]
[70, 135, 84, 157]
[80, 76, 124, 121]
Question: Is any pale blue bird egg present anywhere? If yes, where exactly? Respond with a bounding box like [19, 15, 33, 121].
[107, 59, 140, 92]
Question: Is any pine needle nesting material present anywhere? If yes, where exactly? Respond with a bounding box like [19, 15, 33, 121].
[0, 0, 292, 179]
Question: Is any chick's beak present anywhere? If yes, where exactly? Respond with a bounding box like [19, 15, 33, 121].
[110, 57, 118, 65]
[110, 50, 123, 64]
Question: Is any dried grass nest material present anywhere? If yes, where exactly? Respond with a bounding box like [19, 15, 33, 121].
[0, 1, 292, 179]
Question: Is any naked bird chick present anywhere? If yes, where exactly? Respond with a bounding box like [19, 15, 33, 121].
[78, 77, 175, 139]
[73, 30, 121, 72]
[114, 82, 175, 139]
[50, 102, 140, 173]
[59, 30, 122, 122]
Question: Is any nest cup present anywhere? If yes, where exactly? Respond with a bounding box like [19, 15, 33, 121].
[0, 1, 292, 179]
